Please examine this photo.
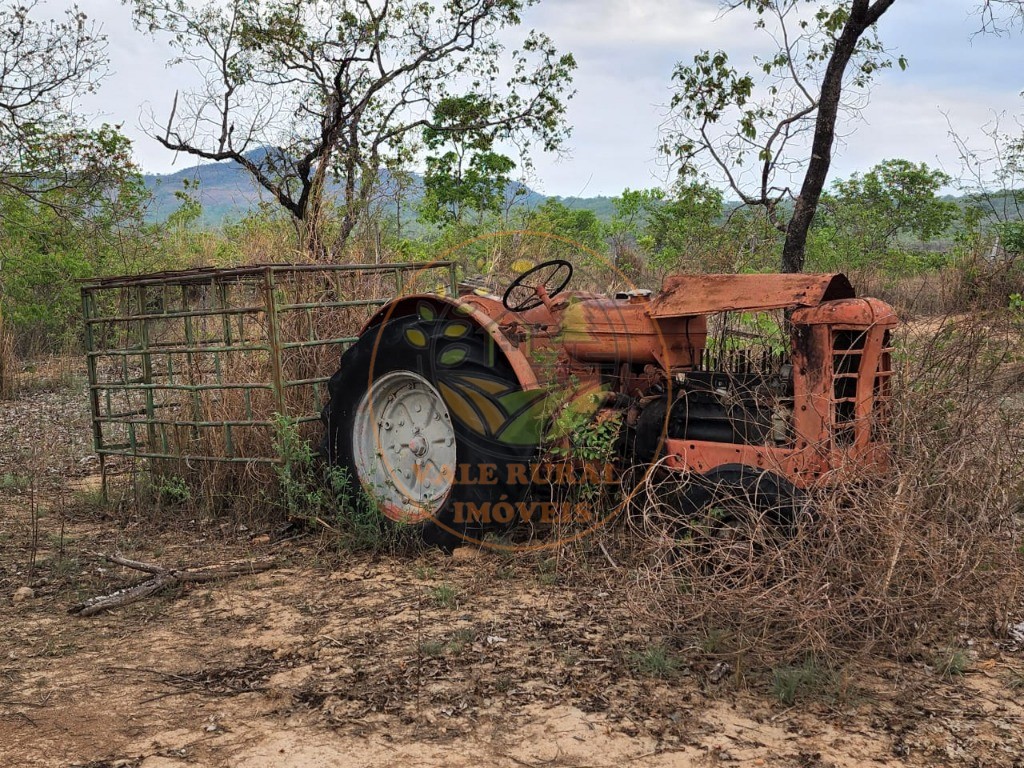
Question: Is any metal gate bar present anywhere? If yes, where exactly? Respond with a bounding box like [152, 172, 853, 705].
[81, 262, 457, 498]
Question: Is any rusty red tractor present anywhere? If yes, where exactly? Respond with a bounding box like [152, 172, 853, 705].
[321, 261, 897, 546]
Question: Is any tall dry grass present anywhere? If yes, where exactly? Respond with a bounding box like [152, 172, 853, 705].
[627, 309, 1024, 670]
[851, 256, 1022, 318]
[90, 265, 451, 525]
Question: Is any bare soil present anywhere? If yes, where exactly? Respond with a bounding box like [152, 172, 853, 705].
[1, 360, 1023, 768]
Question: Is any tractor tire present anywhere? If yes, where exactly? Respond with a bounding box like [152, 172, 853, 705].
[677, 464, 801, 525]
[321, 312, 540, 549]
[672, 464, 803, 573]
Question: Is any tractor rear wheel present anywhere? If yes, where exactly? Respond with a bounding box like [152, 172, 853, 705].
[321, 312, 539, 549]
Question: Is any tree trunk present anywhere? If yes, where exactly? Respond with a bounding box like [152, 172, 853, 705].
[781, 0, 897, 273]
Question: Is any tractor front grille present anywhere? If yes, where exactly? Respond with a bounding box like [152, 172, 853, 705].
[832, 328, 894, 446]
[832, 329, 866, 446]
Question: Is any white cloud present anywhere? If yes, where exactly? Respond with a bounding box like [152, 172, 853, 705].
[43, 0, 1024, 198]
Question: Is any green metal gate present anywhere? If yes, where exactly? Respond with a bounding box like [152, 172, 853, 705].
[81, 262, 456, 499]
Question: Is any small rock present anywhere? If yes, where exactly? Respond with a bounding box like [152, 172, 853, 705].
[708, 661, 732, 683]
[12, 587, 34, 603]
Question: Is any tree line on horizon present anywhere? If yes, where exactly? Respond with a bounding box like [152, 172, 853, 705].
[0, 0, 1022, 368]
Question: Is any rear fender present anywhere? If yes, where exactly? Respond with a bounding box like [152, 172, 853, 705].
[359, 294, 541, 392]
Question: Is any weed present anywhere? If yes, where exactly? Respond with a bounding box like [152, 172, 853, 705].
[0, 473, 29, 493]
[700, 628, 732, 655]
[272, 416, 406, 552]
[935, 647, 971, 679]
[628, 643, 681, 679]
[1006, 668, 1024, 690]
[45, 554, 82, 580]
[156, 475, 191, 505]
[537, 557, 560, 585]
[772, 660, 827, 706]
[430, 584, 458, 609]
[449, 627, 475, 651]
[417, 640, 446, 658]
[631, 313, 1024, 672]
[413, 564, 437, 581]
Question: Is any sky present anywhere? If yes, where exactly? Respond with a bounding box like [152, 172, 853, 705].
[65, 0, 1024, 198]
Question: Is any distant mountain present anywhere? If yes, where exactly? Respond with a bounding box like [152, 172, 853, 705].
[141, 153, 608, 227]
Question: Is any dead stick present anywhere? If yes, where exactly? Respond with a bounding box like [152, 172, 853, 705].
[70, 554, 276, 617]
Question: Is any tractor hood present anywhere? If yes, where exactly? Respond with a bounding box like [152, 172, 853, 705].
[649, 273, 855, 317]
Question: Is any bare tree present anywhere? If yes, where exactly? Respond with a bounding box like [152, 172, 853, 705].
[0, 1, 134, 397]
[978, 0, 1024, 32]
[127, 0, 576, 260]
[662, 0, 898, 273]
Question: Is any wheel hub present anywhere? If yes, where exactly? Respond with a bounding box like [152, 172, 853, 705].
[352, 370, 456, 523]
[408, 435, 428, 457]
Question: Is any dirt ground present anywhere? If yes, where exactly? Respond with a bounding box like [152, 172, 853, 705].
[2, 360, 1023, 768]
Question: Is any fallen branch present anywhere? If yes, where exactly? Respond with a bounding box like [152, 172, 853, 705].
[69, 553, 276, 617]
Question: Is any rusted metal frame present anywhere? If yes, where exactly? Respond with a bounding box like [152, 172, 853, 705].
[263, 267, 288, 419]
[279, 336, 360, 350]
[83, 304, 265, 325]
[852, 325, 885, 450]
[284, 375, 333, 388]
[91, 381, 272, 393]
[135, 285, 160, 458]
[87, 341, 268, 357]
[81, 288, 109, 501]
[95, 416, 275, 428]
[269, 261, 451, 274]
[82, 262, 461, 471]
[180, 284, 204, 447]
[96, 448, 279, 464]
[275, 298, 389, 312]
[81, 260, 455, 290]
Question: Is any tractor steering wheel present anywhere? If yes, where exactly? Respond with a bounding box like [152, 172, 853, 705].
[501, 259, 574, 312]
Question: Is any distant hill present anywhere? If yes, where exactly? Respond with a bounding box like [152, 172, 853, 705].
[141, 154, 1023, 229]
[141, 153, 613, 227]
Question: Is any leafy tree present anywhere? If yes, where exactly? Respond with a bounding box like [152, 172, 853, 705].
[816, 159, 959, 260]
[0, 1, 124, 214]
[420, 96, 521, 227]
[640, 182, 725, 272]
[0, 146, 152, 354]
[604, 188, 663, 275]
[523, 198, 605, 255]
[662, 0, 900, 273]
[0, 2, 147, 390]
[128, 0, 576, 260]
